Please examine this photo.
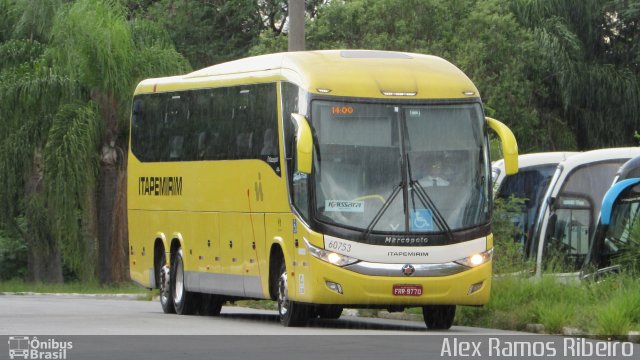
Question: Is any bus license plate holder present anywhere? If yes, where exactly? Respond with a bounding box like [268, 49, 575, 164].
[392, 284, 423, 296]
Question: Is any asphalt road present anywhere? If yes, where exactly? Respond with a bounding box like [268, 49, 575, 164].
[0, 294, 519, 335]
[1, 295, 637, 360]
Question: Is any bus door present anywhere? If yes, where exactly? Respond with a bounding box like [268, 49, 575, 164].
[219, 213, 246, 296]
[242, 213, 266, 298]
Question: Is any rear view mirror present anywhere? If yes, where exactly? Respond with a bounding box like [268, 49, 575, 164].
[486, 117, 518, 175]
[291, 113, 313, 174]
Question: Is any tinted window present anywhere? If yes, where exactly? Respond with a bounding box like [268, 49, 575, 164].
[281, 82, 310, 218]
[131, 83, 279, 170]
[496, 165, 557, 251]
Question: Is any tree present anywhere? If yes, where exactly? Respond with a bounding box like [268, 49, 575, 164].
[512, 0, 640, 149]
[144, 0, 263, 68]
[302, 0, 562, 152]
[0, 0, 190, 282]
[0, 0, 69, 282]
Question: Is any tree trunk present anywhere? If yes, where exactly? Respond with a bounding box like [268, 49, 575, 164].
[98, 160, 117, 283]
[110, 163, 130, 283]
[26, 245, 63, 283]
[94, 89, 120, 284]
[23, 149, 63, 283]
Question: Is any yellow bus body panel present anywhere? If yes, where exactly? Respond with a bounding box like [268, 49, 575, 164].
[134, 50, 478, 100]
[128, 50, 501, 308]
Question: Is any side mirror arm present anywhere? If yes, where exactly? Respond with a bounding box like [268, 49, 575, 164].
[486, 117, 518, 175]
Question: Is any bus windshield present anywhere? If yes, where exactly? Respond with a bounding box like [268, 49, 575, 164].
[496, 165, 557, 254]
[311, 100, 489, 234]
[595, 191, 640, 269]
[542, 161, 623, 270]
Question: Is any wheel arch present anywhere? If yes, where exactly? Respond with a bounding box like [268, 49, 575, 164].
[268, 242, 286, 301]
[169, 233, 184, 263]
[152, 234, 167, 289]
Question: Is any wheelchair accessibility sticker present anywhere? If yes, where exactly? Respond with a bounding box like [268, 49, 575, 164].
[410, 209, 433, 231]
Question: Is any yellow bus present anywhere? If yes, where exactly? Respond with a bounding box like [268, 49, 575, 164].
[127, 50, 518, 328]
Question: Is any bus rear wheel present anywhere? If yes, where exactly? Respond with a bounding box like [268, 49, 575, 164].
[200, 293, 224, 316]
[159, 258, 175, 314]
[277, 262, 308, 327]
[171, 248, 198, 315]
[422, 305, 456, 330]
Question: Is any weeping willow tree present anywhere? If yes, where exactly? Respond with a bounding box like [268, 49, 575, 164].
[512, 0, 640, 149]
[0, 31, 74, 282]
[47, 0, 189, 282]
[0, 0, 189, 282]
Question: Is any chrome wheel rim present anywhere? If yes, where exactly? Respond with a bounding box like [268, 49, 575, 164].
[174, 256, 184, 304]
[160, 266, 170, 305]
[277, 271, 289, 317]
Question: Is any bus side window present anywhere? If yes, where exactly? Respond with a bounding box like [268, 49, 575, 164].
[236, 131, 254, 158]
[169, 135, 184, 161]
[163, 95, 189, 161]
[196, 132, 208, 160]
[260, 128, 277, 156]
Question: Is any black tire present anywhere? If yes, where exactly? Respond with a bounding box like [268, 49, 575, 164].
[314, 305, 343, 320]
[171, 248, 198, 315]
[200, 293, 224, 316]
[277, 262, 309, 327]
[422, 305, 456, 330]
[158, 253, 175, 314]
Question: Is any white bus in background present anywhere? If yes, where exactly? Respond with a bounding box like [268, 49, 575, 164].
[585, 155, 640, 278]
[531, 147, 640, 278]
[492, 152, 578, 258]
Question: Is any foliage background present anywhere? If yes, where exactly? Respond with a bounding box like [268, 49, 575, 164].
[0, 0, 639, 283]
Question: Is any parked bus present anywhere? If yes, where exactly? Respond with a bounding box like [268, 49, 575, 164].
[127, 50, 518, 328]
[585, 155, 640, 276]
[531, 148, 640, 278]
[492, 152, 577, 256]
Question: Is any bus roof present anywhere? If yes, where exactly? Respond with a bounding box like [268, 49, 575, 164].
[492, 152, 578, 190]
[556, 147, 640, 171]
[493, 152, 578, 171]
[134, 50, 479, 100]
[616, 154, 640, 180]
[545, 147, 640, 198]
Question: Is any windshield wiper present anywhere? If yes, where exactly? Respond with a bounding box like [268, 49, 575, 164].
[407, 156, 454, 243]
[363, 182, 403, 239]
[410, 179, 455, 243]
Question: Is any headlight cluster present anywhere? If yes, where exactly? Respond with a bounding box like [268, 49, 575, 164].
[454, 248, 493, 268]
[304, 239, 359, 266]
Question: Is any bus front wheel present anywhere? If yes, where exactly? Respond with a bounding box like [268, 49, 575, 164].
[314, 305, 343, 319]
[171, 248, 198, 315]
[422, 305, 456, 330]
[277, 262, 309, 327]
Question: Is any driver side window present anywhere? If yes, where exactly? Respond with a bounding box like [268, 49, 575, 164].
[282, 82, 310, 220]
[543, 202, 591, 272]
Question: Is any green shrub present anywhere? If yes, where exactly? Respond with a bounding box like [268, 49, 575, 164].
[492, 196, 531, 274]
[0, 228, 27, 280]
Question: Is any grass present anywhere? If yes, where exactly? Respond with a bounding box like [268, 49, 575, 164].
[0, 278, 150, 295]
[234, 299, 278, 311]
[455, 273, 640, 338]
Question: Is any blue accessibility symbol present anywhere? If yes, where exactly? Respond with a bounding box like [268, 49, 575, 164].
[410, 209, 433, 231]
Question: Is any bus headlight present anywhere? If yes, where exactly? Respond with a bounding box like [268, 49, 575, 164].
[305, 239, 359, 266]
[454, 249, 493, 268]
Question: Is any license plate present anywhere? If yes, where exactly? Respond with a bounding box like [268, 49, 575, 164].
[392, 284, 423, 296]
